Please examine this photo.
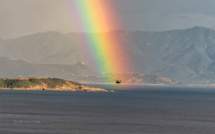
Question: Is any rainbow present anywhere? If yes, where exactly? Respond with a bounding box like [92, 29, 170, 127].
[66, 0, 131, 82]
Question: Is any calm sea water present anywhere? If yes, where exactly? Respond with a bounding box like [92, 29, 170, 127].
[1, 85, 215, 134]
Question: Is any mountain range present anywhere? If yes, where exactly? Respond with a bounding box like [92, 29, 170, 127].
[1, 26, 215, 84]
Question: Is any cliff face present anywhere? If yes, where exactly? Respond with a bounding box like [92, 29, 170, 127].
[0, 77, 108, 92]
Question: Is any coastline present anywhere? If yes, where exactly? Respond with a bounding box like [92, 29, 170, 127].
[83, 82, 215, 88]
[0, 78, 110, 92]
[0, 86, 110, 92]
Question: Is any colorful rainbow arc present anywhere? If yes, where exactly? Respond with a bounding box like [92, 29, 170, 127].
[66, 0, 131, 81]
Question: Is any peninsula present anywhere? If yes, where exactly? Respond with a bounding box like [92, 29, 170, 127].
[0, 77, 108, 92]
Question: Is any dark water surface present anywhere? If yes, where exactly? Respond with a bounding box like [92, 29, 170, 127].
[1, 85, 215, 134]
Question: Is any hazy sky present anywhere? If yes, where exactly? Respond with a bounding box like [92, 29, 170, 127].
[1, 0, 215, 38]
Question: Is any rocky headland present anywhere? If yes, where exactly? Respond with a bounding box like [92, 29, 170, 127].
[0, 77, 108, 92]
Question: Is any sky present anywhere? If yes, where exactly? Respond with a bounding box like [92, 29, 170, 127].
[1, 0, 215, 38]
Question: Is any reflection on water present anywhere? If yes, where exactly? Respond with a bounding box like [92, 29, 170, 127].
[1, 85, 215, 134]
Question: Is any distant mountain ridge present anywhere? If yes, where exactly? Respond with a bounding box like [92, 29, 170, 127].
[0, 57, 176, 85]
[1, 26, 215, 83]
[0, 31, 84, 65]
[0, 57, 94, 80]
[130, 26, 215, 83]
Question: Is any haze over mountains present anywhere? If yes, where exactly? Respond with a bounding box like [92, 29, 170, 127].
[1, 26, 215, 83]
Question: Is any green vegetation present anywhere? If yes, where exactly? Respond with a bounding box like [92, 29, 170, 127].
[0, 78, 82, 89]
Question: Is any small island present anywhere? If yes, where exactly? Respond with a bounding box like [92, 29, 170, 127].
[0, 77, 109, 92]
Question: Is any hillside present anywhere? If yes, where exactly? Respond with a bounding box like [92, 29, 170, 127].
[0, 32, 84, 65]
[0, 57, 178, 85]
[0, 57, 94, 79]
[130, 26, 215, 83]
[1, 27, 215, 83]
[0, 30, 136, 68]
[0, 77, 108, 92]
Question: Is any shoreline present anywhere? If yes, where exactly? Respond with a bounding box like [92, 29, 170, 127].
[83, 82, 215, 87]
[82, 82, 182, 86]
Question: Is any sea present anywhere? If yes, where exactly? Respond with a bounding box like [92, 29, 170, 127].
[1, 84, 215, 134]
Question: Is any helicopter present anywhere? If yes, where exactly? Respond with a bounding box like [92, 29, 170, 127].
[116, 80, 121, 84]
